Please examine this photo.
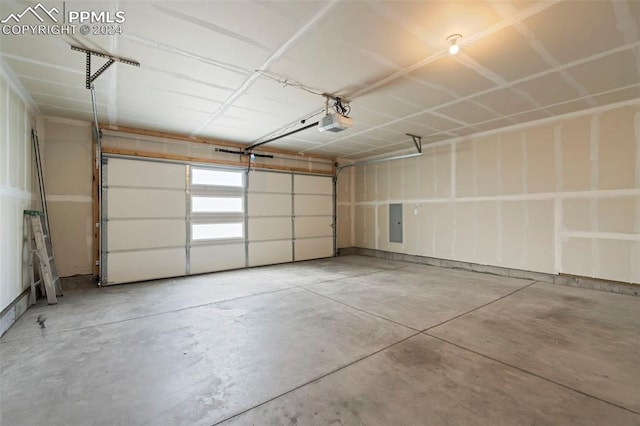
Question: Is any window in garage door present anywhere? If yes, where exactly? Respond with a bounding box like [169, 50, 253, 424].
[189, 167, 246, 275]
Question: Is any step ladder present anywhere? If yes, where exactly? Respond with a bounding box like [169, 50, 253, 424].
[24, 211, 61, 305]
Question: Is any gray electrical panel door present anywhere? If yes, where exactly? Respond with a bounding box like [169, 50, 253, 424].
[389, 203, 403, 243]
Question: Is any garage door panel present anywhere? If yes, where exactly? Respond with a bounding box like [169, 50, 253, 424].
[295, 217, 333, 238]
[248, 171, 291, 193]
[294, 195, 332, 216]
[295, 237, 333, 261]
[108, 219, 185, 251]
[108, 188, 185, 218]
[249, 240, 292, 266]
[248, 217, 292, 241]
[108, 159, 185, 189]
[294, 175, 332, 194]
[106, 248, 186, 284]
[248, 193, 291, 216]
[191, 244, 245, 274]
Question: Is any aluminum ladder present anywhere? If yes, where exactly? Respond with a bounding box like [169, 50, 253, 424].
[24, 210, 61, 305]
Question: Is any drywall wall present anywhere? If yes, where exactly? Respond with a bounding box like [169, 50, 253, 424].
[340, 101, 640, 284]
[0, 60, 38, 317]
[43, 118, 93, 277]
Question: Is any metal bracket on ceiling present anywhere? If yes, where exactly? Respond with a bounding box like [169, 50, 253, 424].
[406, 133, 422, 154]
[70, 46, 140, 89]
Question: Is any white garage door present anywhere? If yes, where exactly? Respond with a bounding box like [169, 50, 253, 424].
[102, 158, 334, 285]
[103, 158, 187, 284]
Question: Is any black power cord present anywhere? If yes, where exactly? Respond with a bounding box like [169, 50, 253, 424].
[333, 97, 351, 117]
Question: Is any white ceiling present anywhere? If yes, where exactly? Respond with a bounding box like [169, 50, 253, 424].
[1, 0, 639, 159]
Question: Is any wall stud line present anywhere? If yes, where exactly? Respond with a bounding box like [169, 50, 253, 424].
[554, 198, 563, 274]
[291, 174, 295, 262]
[185, 165, 191, 276]
[244, 171, 250, 268]
[590, 114, 601, 278]
[553, 123, 564, 274]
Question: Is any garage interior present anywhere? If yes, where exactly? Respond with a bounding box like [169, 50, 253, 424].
[0, 0, 639, 424]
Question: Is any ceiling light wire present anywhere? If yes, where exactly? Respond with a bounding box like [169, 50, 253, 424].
[256, 69, 351, 117]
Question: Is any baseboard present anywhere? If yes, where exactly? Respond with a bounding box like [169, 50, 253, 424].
[339, 247, 639, 297]
[0, 275, 95, 338]
[0, 288, 30, 338]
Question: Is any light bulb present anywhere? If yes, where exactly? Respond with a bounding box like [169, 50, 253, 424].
[446, 34, 462, 56]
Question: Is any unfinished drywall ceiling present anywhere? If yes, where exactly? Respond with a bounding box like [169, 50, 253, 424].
[0, 1, 638, 158]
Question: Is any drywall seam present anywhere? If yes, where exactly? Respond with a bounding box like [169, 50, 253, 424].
[350, 168, 355, 247]
[631, 245, 639, 284]
[552, 123, 563, 274]
[433, 148, 439, 195]
[452, 203, 457, 258]
[3, 86, 7, 186]
[497, 135, 503, 195]
[400, 156, 405, 200]
[348, 188, 640, 206]
[635, 112, 640, 236]
[373, 164, 379, 249]
[590, 114, 601, 278]
[450, 141, 456, 199]
[387, 160, 391, 200]
[46, 195, 92, 203]
[472, 202, 478, 260]
[496, 135, 503, 264]
[636, 111, 640, 188]
[522, 200, 530, 269]
[0, 57, 38, 113]
[0, 186, 33, 200]
[521, 132, 528, 193]
[554, 198, 562, 274]
[431, 211, 436, 255]
[521, 131, 529, 269]
[472, 139, 479, 196]
[497, 200, 503, 264]
[561, 231, 640, 242]
[554, 123, 563, 192]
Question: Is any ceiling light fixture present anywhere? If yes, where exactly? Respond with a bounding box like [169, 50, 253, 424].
[446, 34, 462, 55]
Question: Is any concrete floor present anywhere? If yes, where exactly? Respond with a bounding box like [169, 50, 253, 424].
[1, 255, 638, 425]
